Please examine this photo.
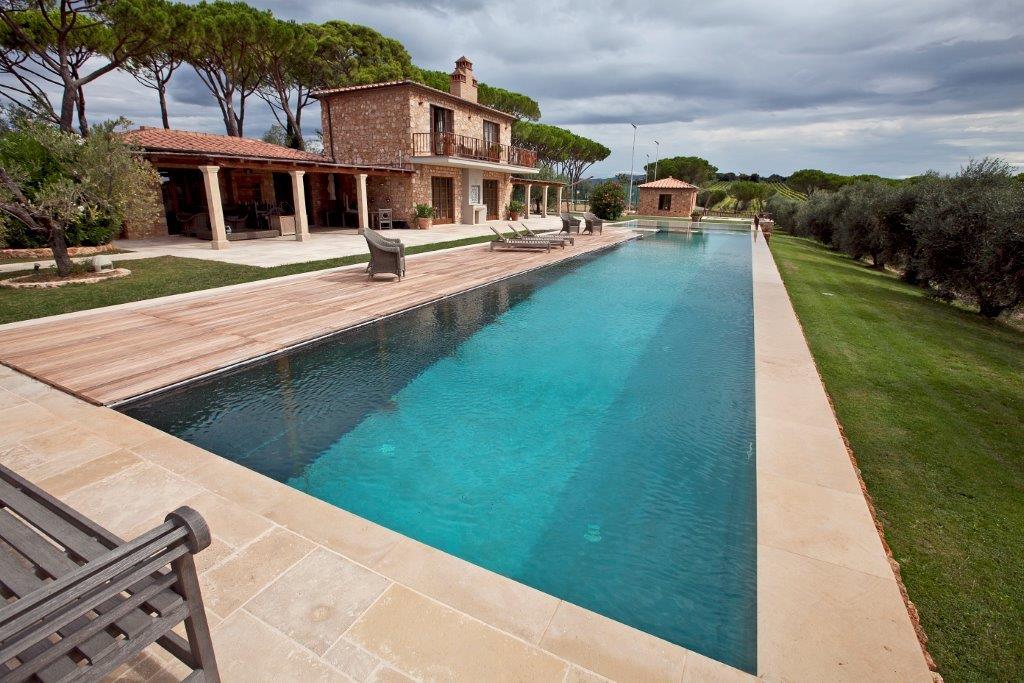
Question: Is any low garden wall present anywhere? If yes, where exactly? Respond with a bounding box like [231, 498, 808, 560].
[0, 243, 117, 260]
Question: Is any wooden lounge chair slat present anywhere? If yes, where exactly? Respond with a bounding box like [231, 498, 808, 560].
[0, 540, 105, 681]
[0, 478, 181, 617]
[0, 465, 219, 681]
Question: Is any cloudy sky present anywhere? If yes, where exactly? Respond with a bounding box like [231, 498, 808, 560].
[76, 0, 1024, 178]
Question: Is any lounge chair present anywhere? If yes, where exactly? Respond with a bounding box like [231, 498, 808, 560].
[0, 464, 219, 681]
[559, 212, 581, 234]
[517, 223, 574, 246]
[506, 224, 567, 248]
[583, 212, 604, 234]
[364, 228, 406, 280]
[489, 226, 550, 252]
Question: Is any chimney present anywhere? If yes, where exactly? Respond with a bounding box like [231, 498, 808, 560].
[449, 56, 478, 103]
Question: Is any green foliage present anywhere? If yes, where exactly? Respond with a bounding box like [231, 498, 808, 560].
[413, 203, 434, 218]
[414, 69, 540, 120]
[0, 117, 161, 270]
[909, 159, 1024, 317]
[0, 0, 174, 132]
[646, 156, 717, 186]
[261, 124, 288, 146]
[589, 181, 626, 220]
[476, 83, 540, 120]
[787, 168, 853, 194]
[775, 158, 1024, 318]
[505, 199, 525, 216]
[512, 121, 609, 186]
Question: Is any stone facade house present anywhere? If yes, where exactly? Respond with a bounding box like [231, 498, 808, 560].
[637, 177, 699, 218]
[122, 57, 553, 250]
[314, 57, 544, 225]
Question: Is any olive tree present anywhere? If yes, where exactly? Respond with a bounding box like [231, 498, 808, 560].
[0, 116, 160, 275]
[910, 158, 1024, 317]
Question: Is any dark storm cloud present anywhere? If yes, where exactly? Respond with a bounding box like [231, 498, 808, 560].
[16, 0, 1021, 176]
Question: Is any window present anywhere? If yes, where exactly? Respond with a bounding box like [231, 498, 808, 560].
[483, 120, 499, 144]
[658, 193, 672, 210]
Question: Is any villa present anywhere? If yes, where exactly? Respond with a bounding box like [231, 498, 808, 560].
[123, 57, 563, 249]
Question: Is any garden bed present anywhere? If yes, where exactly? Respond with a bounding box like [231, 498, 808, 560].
[0, 267, 131, 289]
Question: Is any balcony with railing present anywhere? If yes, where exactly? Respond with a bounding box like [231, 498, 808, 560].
[412, 132, 538, 168]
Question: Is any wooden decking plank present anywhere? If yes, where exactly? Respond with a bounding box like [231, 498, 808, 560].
[0, 232, 632, 404]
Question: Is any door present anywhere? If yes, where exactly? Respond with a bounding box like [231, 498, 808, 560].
[482, 179, 499, 220]
[430, 105, 454, 155]
[431, 176, 454, 224]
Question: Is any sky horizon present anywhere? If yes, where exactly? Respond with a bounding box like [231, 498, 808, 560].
[45, 0, 1024, 179]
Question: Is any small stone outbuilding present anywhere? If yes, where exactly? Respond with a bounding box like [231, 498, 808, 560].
[637, 177, 699, 217]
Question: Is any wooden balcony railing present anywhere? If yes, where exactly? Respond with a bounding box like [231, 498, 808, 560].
[412, 132, 538, 167]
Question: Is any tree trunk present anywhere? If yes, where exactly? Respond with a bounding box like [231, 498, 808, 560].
[48, 227, 73, 277]
[158, 83, 170, 129]
[58, 86, 77, 134]
[978, 299, 1004, 318]
[76, 85, 89, 136]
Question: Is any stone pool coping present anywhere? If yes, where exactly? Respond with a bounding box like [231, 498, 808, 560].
[0, 230, 933, 681]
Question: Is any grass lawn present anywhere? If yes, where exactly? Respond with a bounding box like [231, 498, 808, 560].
[770, 235, 1024, 681]
[0, 233, 496, 325]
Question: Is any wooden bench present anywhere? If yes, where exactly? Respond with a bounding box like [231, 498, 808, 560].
[0, 464, 219, 682]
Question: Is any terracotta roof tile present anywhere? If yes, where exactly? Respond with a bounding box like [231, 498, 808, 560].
[122, 127, 331, 163]
[638, 177, 699, 190]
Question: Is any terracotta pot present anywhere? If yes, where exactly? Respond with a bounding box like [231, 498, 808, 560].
[508, 212, 520, 221]
[416, 217, 432, 229]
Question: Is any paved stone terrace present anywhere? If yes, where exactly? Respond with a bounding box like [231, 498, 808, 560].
[0, 229, 630, 406]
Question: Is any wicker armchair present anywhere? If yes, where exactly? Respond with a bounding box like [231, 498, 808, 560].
[582, 212, 604, 234]
[559, 212, 581, 234]
[364, 229, 406, 280]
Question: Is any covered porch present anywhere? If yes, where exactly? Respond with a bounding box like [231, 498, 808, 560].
[511, 178, 566, 218]
[124, 127, 413, 250]
[149, 157, 412, 250]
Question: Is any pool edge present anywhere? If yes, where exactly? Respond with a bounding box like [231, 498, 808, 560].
[751, 230, 933, 680]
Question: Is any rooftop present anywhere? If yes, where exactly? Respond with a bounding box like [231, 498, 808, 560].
[638, 177, 699, 189]
[310, 80, 516, 121]
[124, 127, 330, 163]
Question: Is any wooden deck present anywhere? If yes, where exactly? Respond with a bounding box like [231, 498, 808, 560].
[0, 231, 634, 405]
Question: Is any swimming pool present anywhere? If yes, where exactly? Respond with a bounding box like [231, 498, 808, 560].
[123, 230, 758, 672]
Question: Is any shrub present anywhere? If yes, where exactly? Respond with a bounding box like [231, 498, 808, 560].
[505, 199, 525, 218]
[765, 194, 800, 230]
[589, 181, 626, 220]
[697, 188, 727, 208]
[413, 203, 434, 219]
[909, 159, 1024, 317]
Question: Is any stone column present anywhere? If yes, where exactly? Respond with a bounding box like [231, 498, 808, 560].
[541, 185, 549, 218]
[198, 165, 227, 250]
[356, 173, 369, 234]
[556, 186, 563, 214]
[524, 183, 532, 219]
[290, 170, 309, 242]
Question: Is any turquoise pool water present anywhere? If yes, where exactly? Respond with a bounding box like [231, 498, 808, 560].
[123, 230, 757, 671]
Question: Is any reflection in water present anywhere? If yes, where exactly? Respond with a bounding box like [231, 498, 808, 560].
[121, 251, 601, 481]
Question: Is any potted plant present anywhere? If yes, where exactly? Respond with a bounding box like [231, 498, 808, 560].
[413, 203, 434, 229]
[506, 200, 525, 221]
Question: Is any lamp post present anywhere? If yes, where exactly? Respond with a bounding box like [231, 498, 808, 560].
[626, 123, 638, 214]
[653, 140, 660, 181]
